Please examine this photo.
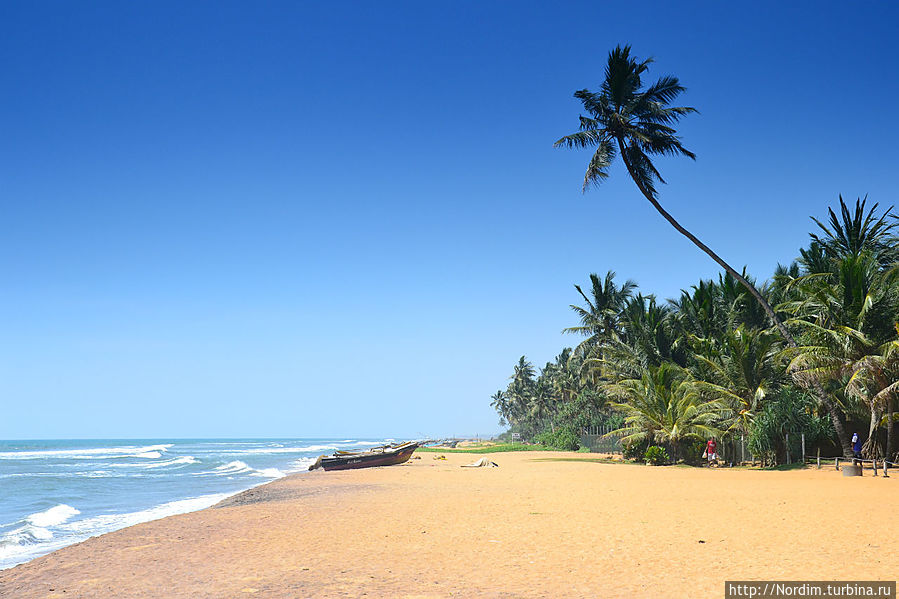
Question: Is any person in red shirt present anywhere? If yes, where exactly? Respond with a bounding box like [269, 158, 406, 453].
[705, 438, 717, 466]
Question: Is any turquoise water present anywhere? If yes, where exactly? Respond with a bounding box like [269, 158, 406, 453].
[0, 438, 389, 570]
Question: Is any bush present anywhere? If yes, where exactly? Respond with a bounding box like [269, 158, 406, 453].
[644, 445, 670, 466]
[622, 438, 650, 461]
[535, 428, 581, 451]
[748, 389, 834, 465]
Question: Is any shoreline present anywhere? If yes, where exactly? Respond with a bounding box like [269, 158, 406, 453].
[0, 468, 298, 573]
[2, 450, 896, 598]
[0, 438, 381, 571]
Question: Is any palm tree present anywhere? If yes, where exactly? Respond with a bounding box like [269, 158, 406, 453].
[502, 356, 537, 436]
[548, 348, 582, 404]
[490, 390, 510, 427]
[691, 325, 785, 436]
[511, 356, 536, 391]
[590, 292, 686, 388]
[810, 195, 897, 265]
[564, 271, 636, 351]
[606, 362, 721, 461]
[783, 250, 899, 457]
[552, 45, 789, 337]
[530, 374, 556, 432]
[847, 337, 899, 460]
[554, 45, 852, 455]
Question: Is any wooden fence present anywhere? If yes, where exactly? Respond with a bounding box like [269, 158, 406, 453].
[803, 454, 896, 476]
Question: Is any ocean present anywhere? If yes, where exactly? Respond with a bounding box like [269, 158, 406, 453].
[0, 438, 390, 570]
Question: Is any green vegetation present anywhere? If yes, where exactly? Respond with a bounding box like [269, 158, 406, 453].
[644, 446, 670, 466]
[490, 46, 899, 467]
[534, 428, 581, 451]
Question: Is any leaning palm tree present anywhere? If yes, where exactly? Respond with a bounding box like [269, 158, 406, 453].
[554, 45, 788, 341]
[554, 45, 853, 455]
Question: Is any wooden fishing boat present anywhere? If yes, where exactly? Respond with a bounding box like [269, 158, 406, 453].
[316, 441, 419, 471]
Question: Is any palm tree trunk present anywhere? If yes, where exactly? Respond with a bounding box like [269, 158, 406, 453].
[616, 138, 854, 457]
[887, 397, 894, 462]
[862, 402, 882, 459]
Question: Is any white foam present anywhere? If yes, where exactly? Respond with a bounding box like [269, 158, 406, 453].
[133, 451, 162, 459]
[106, 456, 198, 470]
[141, 456, 198, 469]
[229, 441, 384, 454]
[0, 493, 230, 570]
[213, 461, 253, 475]
[290, 457, 317, 471]
[0, 444, 173, 460]
[251, 468, 286, 478]
[0, 505, 81, 564]
[232, 445, 336, 454]
[0, 525, 53, 560]
[26, 504, 80, 528]
[60, 493, 230, 537]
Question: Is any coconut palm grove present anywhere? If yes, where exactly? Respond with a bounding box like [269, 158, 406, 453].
[490, 46, 899, 466]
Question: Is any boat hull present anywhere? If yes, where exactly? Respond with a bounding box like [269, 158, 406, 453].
[320, 443, 418, 471]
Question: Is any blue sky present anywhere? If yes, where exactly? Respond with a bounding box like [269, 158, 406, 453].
[2, 2, 898, 439]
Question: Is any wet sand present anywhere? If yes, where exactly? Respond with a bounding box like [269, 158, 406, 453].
[1, 451, 896, 598]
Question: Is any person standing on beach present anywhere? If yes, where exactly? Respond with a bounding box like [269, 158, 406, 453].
[852, 432, 862, 460]
[705, 438, 717, 466]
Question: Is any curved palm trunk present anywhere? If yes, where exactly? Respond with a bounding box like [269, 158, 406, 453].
[862, 402, 882, 459]
[616, 138, 854, 457]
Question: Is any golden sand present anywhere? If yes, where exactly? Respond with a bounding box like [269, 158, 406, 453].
[1, 451, 896, 598]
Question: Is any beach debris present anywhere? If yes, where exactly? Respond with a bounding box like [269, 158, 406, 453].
[433, 455, 446, 460]
[461, 457, 498, 468]
[308, 455, 325, 471]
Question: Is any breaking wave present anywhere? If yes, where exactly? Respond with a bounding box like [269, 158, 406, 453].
[209, 461, 285, 478]
[26, 504, 80, 528]
[0, 444, 173, 460]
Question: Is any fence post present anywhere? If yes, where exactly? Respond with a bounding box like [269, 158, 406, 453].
[741, 434, 745, 464]
[785, 433, 790, 464]
[801, 433, 805, 465]
[835, 457, 840, 470]
[884, 460, 890, 478]
[817, 446, 821, 469]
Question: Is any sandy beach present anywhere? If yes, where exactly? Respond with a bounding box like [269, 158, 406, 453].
[1, 450, 896, 598]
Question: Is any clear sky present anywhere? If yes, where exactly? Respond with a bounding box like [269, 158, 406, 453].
[2, 1, 898, 439]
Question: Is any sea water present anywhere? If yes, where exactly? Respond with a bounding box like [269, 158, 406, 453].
[0, 438, 389, 570]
